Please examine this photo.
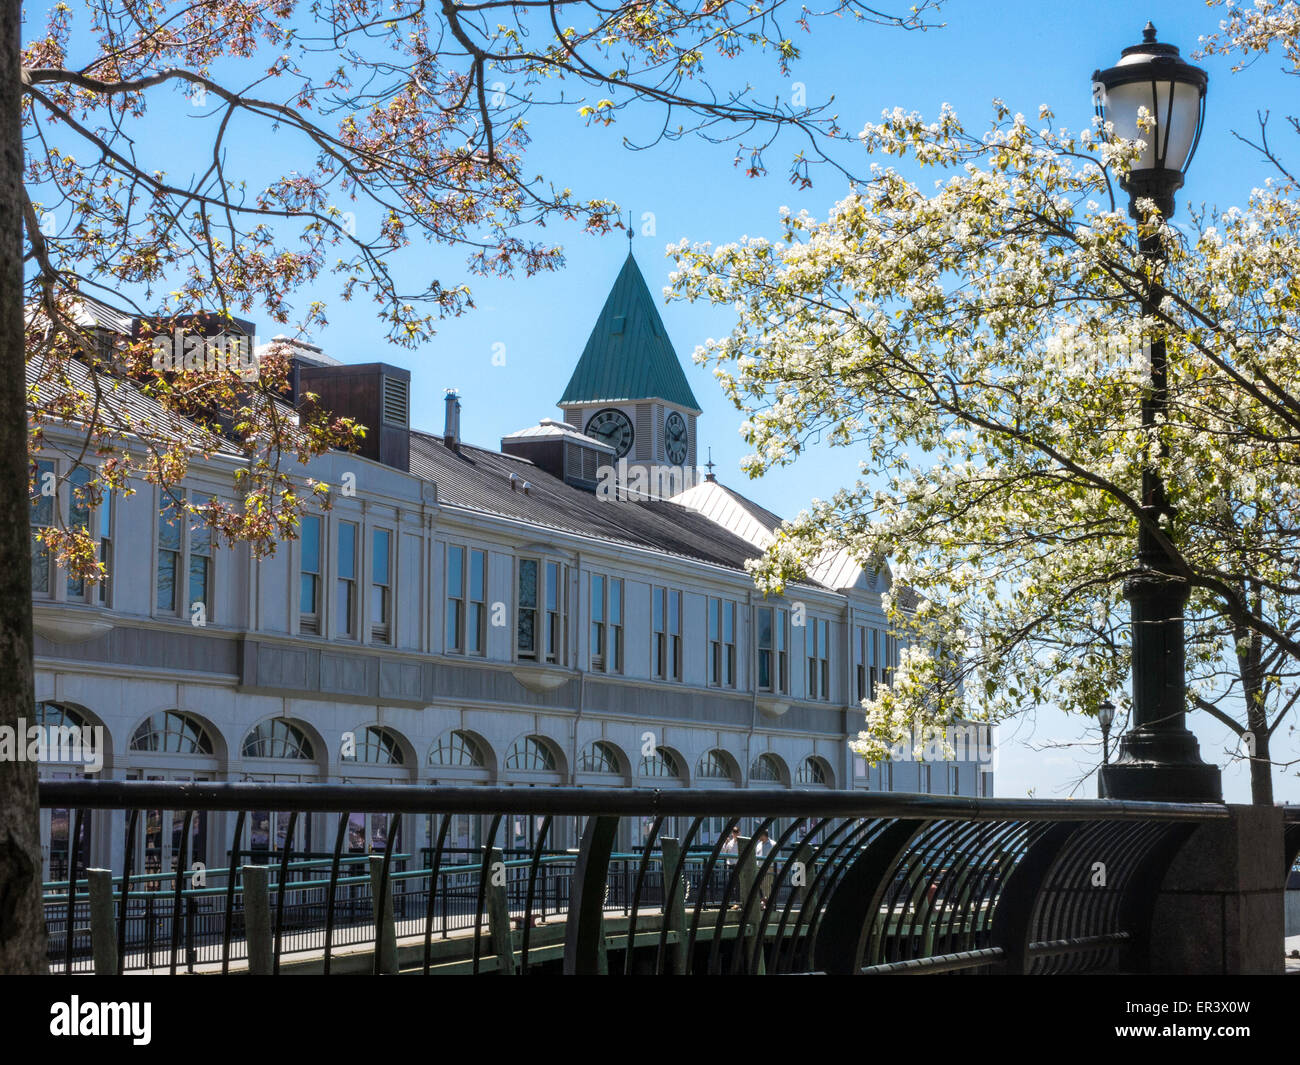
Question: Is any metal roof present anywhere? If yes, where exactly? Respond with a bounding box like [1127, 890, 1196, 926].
[409, 430, 826, 585]
[27, 353, 247, 457]
[557, 252, 701, 414]
[500, 418, 615, 451]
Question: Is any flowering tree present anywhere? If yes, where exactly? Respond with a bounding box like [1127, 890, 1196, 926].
[0, 0, 941, 973]
[671, 16, 1300, 808]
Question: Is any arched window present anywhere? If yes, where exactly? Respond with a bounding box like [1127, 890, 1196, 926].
[242, 719, 314, 760]
[35, 701, 90, 730]
[428, 731, 486, 768]
[697, 749, 736, 782]
[351, 726, 405, 765]
[797, 756, 830, 786]
[749, 753, 783, 783]
[577, 741, 621, 774]
[131, 711, 214, 755]
[504, 735, 556, 772]
[638, 749, 681, 779]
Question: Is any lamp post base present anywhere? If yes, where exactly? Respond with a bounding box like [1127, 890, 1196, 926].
[1099, 727, 1222, 802]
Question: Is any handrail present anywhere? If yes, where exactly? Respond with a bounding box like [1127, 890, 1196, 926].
[38, 780, 1230, 821]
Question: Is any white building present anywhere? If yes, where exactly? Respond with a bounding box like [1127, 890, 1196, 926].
[29, 251, 991, 879]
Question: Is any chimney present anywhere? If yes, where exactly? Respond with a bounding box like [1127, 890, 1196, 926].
[295, 362, 411, 473]
[444, 388, 461, 450]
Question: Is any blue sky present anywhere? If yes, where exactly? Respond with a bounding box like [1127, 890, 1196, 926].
[42, 0, 1300, 801]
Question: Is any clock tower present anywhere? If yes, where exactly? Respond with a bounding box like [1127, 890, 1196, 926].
[557, 250, 702, 481]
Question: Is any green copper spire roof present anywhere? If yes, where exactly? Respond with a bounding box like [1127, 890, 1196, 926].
[558, 251, 701, 414]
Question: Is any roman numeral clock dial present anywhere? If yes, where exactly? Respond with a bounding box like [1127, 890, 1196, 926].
[586, 408, 634, 458]
[664, 411, 688, 465]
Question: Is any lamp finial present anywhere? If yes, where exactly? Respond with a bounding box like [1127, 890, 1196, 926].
[1142, 21, 1157, 43]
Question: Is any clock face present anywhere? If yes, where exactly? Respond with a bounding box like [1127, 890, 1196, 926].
[664, 411, 688, 465]
[586, 408, 634, 458]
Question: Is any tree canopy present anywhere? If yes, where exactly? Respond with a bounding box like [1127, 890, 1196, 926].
[670, 8, 1300, 802]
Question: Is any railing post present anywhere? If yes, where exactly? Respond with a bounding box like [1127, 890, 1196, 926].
[813, 819, 923, 975]
[733, 837, 766, 975]
[368, 855, 399, 975]
[186, 896, 197, 973]
[658, 837, 688, 975]
[563, 815, 618, 975]
[484, 847, 517, 974]
[86, 868, 117, 976]
[242, 866, 273, 976]
[1147, 805, 1285, 974]
[989, 823, 1079, 975]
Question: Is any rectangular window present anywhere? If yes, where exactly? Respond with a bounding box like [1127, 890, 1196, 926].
[608, 577, 623, 673]
[592, 574, 626, 676]
[517, 558, 538, 660]
[653, 586, 665, 678]
[652, 586, 682, 681]
[919, 764, 932, 794]
[979, 770, 993, 798]
[590, 575, 606, 671]
[30, 460, 55, 596]
[371, 528, 391, 643]
[188, 493, 212, 619]
[157, 489, 213, 619]
[157, 493, 184, 613]
[708, 598, 737, 688]
[337, 521, 357, 638]
[669, 590, 681, 680]
[446, 545, 465, 653]
[724, 600, 736, 687]
[299, 514, 321, 634]
[869, 628, 879, 698]
[97, 485, 113, 604]
[948, 765, 959, 796]
[807, 617, 830, 701]
[757, 606, 790, 694]
[467, 549, 486, 655]
[855, 625, 867, 702]
[544, 560, 566, 665]
[66, 467, 93, 599]
[708, 597, 720, 685]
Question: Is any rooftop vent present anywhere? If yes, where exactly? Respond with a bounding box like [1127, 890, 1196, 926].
[383, 375, 410, 427]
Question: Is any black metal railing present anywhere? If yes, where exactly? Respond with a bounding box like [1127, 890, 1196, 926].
[39, 781, 1256, 975]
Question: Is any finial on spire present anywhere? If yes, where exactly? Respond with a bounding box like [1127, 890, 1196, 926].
[705, 448, 716, 482]
[1142, 20, 1157, 43]
[627, 209, 634, 248]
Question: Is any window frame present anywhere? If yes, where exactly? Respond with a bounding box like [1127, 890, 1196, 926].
[757, 606, 789, 695]
[336, 520, 359, 639]
[517, 556, 568, 665]
[652, 585, 682, 681]
[157, 488, 215, 622]
[707, 597, 737, 688]
[807, 616, 831, 701]
[30, 460, 116, 606]
[298, 514, 323, 635]
[445, 543, 466, 654]
[370, 526, 393, 644]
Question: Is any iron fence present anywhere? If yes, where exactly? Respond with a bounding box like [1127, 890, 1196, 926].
[39, 780, 1280, 975]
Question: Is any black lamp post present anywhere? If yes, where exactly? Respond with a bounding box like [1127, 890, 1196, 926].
[1093, 23, 1222, 803]
[1097, 699, 1115, 797]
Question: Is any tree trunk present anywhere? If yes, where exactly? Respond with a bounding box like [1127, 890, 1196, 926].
[1238, 623, 1274, 807]
[0, 1, 46, 974]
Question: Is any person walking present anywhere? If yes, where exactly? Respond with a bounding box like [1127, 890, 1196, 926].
[754, 828, 776, 906]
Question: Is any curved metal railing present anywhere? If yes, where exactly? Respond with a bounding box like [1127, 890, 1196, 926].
[38, 780, 1234, 975]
